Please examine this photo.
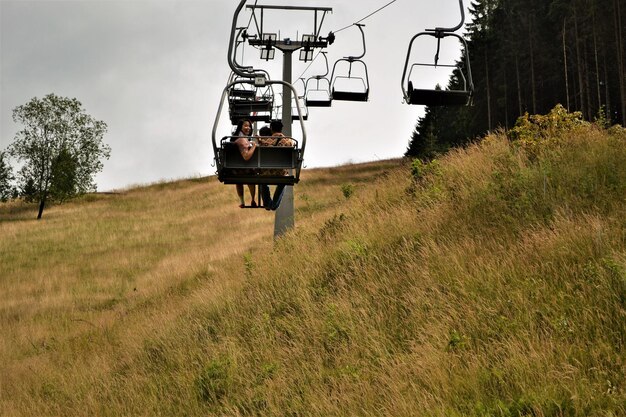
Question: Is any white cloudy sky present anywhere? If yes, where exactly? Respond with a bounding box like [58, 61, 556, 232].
[1, 0, 470, 191]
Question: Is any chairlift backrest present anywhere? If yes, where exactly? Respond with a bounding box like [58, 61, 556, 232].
[218, 136, 301, 185]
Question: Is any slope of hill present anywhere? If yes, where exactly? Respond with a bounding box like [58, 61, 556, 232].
[1, 116, 625, 416]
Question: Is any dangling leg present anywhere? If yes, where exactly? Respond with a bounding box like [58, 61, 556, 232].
[261, 184, 272, 210]
[236, 184, 245, 208]
[270, 185, 286, 211]
[247, 184, 257, 207]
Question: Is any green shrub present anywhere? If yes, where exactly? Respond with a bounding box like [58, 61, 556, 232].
[341, 183, 354, 199]
[509, 104, 590, 158]
[196, 357, 232, 405]
[410, 158, 441, 181]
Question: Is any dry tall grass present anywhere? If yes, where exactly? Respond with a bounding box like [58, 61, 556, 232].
[1, 123, 624, 416]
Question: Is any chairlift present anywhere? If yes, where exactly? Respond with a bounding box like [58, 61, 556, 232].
[330, 24, 370, 102]
[401, 0, 474, 106]
[272, 98, 309, 122]
[271, 80, 309, 122]
[213, 78, 307, 186]
[227, 29, 276, 124]
[228, 71, 276, 125]
[305, 52, 333, 107]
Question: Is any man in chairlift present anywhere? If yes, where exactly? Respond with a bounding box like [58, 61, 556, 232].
[259, 120, 293, 211]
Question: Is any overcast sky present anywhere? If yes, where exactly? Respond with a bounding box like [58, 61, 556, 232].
[1, 0, 470, 191]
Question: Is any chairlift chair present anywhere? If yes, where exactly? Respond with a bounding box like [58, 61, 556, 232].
[401, 0, 474, 106]
[213, 78, 307, 187]
[305, 52, 333, 107]
[228, 72, 257, 100]
[228, 71, 276, 124]
[227, 32, 277, 124]
[330, 24, 370, 102]
[272, 97, 309, 123]
[305, 78, 333, 107]
[274, 80, 309, 121]
[271, 103, 309, 122]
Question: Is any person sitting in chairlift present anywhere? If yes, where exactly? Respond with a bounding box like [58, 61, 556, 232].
[231, 119, 257, 208]
[260, 120, 293, 211]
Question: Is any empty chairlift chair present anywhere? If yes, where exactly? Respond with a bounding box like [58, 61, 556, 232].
[270, 94, 309, 123]
[289, 79, 309, 121]
[227, 70, 276, 125]
[330, 24, 370, 102]
[305, 52, 333, 107]
[401, 0, 474, 106]
[229, 95, 274, 124]
[227, 33, 277, 123]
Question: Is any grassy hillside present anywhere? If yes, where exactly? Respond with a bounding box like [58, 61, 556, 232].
[1, 113, 625, 416]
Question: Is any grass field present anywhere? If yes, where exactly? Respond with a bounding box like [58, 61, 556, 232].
[1, 119, 625, 416]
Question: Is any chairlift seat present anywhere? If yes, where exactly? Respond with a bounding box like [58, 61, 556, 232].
[408, 88, 470, 106]
[332, 89, 369, 102]
[220, 173, 298, 185]
[306, 97, 332, 107]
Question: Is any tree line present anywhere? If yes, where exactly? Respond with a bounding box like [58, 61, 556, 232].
[406, 0, 626, 158]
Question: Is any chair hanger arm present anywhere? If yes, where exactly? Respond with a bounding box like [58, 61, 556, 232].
[228, 0, 265, 79]
[429, 0, 465, 34]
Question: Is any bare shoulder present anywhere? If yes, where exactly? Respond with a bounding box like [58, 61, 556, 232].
[233, 136, 249, 149]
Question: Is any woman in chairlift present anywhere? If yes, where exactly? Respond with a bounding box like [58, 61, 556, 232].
[231, 119, 258, 208]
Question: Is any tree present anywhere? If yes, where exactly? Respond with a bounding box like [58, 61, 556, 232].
[8, 93, 110, 219]
[0, 151, 15, 202]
